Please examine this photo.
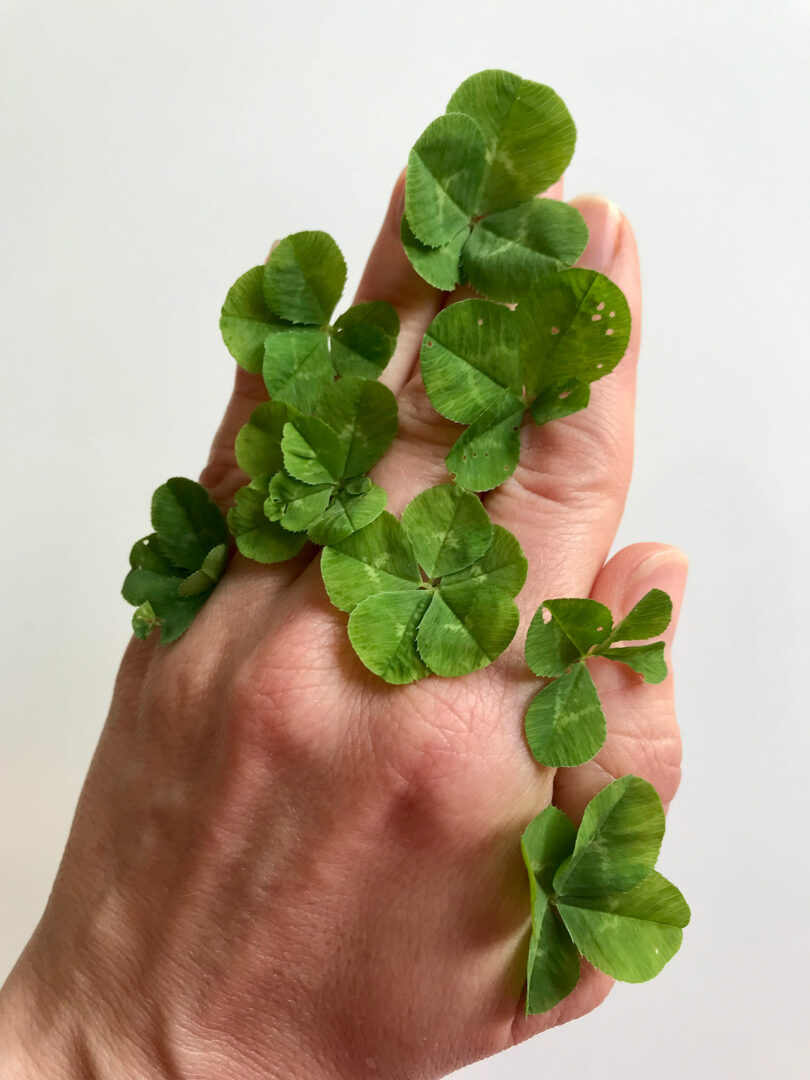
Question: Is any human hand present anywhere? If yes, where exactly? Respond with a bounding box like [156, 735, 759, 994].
[0, 174, 687, 1080]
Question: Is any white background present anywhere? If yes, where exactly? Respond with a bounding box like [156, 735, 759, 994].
[1, 1, 808, 1076]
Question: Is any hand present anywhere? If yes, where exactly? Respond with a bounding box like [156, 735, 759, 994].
[0, 174, 687, 1080]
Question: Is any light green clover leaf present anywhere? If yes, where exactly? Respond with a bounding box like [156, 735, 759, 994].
[523, 591, 673, 768]
[321, 484, 526, 684]
[521, 776, 689, 1014]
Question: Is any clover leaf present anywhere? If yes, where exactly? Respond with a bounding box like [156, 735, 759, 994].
[403, 70, 587, 301]
[220, 232, 400, 411]
[521, 776, 690, 1014]
[420, 281, 631, 491]
[321, 484, 526, 683]
[229, 377, 398, 559]
[523, 591, 672, 768]
[122, 479, 229, 644]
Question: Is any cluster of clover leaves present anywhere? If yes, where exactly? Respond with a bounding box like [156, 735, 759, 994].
[121, 69, 688, 1015]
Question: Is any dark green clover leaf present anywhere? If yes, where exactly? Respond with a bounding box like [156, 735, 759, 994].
[523, 590, 673, 767]
[321, 485, 526, 684]
[220, 232, 399, 411]
[230, 377, 398, 556]
[420, 283, 630, 491]
[521, 776, 689, 1015]
[403, 70, 586, 302]
[122, 480, 229, 644]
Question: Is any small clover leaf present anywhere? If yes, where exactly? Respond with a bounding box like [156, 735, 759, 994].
[421, 285, 631, 491]
[403, 70, 586, 301]
[523, 591, 672, 767]
[122, 480, 229, 643]
[521, 776, 689, 1015]
[220, 232, 400, 411]
[228, 483, 308, 564]
[321, 485, 526, 684]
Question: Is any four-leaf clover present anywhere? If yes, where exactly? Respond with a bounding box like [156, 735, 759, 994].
[401, 69, 588, 300]
[320, 484, 527, 683]
[220, 230, 399, 412]
[521, 776, 690, 1014]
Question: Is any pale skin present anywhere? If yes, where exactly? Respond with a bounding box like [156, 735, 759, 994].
[0, 172, 687, 1080]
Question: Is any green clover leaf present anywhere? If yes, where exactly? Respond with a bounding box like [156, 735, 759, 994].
[523, 590, 673, 767]
[521, 776, 689, 1014]
[220, 232, 400, 411]
[420, 282, 630, 491]
[122, 480, 229, 644]
[230, 377, 398, 556]
[403, 70, 586, 301]
[321, 484, 526, 683]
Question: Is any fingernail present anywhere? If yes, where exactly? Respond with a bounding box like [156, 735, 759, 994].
[265, 239, 280, 263]
[570, 194, 623, 272]
[623, 548, 689, 642]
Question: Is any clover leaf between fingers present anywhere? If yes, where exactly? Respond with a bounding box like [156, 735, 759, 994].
[122, 480, 229, 643]
[420, 282, 631, 491]
[520, 777, 689, 1015]
[403, 70, 586, 301]
[220, 232, 400, 411]
[321, 485, 526, 684]
[522, 591, 673, 768]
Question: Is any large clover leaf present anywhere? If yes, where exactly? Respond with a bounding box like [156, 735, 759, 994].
[402, 70, 587, 301]
[320, 484, 527, 683]
[122, 478, 229, 644]
[420, 282, 631, 491]
[220, 231, 400, 411]
[228, 377, 398, 560]
[523, 591, 673, 768]
[521, 776, 690, 1014]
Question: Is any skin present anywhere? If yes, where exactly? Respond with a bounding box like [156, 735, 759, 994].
[0, 173, 687, 1080]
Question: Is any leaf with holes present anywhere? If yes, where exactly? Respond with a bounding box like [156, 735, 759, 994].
[518, 268, 632, 399]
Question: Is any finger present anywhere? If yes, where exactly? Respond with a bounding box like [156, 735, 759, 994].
[553, 542, 688, 820]
[485, 195, 641, 616]
[354, 170, 447, 395]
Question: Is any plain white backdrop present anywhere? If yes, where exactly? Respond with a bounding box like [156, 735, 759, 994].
[1, 0, 808, 1076]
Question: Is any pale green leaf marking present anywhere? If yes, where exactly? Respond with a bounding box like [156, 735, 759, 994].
[129, 533, 175, 575]
[405, 112, 487, 248]
[316, 377, 398, 478]
[443, 524, 527, 598]
[220, 265, 292, 373]
[401, 214, 466, 291]
[401, 484, 492, 579]
[320, 512, 421, 613]
[524, 665, 606, 767]
[348, 590, 431, 684]
[558, 871, 690, 983]
[447, 69, 577, 216]
[263, 328, 333, 413]
[263, 231, 346, 325]
[131, 601, 160, 641]
[518, 268, 631, 395]
[553, 776, 665, 898]
[421, 300, 522, 424]
[416, 584, 519, 677]
[463, 199, 588, 303]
